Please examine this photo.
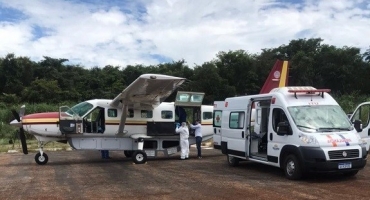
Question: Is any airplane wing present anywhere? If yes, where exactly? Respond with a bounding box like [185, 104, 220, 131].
[111, 74, 186, 134]
[110, 74, 186, 109]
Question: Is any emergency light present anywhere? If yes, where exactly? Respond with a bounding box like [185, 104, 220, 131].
[288, 88, 331, 99]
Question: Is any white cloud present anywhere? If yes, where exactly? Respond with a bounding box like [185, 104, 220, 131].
[0, 0, 369, 68]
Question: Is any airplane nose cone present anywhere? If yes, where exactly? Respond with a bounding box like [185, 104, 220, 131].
[10, 119, 22, 128]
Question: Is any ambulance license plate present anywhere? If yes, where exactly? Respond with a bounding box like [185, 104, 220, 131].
[338, 162, 352, 169]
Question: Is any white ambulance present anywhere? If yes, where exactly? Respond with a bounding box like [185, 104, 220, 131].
[215, 86, 367, 180]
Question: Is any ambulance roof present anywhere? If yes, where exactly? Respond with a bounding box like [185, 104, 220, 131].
[271, 86, 338, 107]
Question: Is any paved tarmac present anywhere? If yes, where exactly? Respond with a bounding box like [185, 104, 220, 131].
[0, 147, 369, 200]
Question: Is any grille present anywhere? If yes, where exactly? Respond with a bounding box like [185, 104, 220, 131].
[328, 149, 359, 159]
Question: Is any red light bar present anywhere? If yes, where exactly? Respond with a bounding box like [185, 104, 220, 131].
[288, 89, 331, 93]
[288, 88, 331, 99]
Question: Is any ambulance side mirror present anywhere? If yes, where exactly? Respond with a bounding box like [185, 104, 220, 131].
[353, 119, 363, 132]
[277, 121, 292, 136]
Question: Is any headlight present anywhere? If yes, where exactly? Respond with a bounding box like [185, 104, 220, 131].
[299, 134, 319, 145]
[355, 133, 367, 146]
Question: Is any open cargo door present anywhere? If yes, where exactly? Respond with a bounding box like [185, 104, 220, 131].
[175, 91, 205, 107]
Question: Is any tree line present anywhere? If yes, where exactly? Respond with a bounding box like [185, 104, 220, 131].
[1, 37, 370, 108]
[1, 37, 370, 141]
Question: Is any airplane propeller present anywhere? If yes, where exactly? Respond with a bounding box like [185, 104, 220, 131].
[11, 105, 28, 155]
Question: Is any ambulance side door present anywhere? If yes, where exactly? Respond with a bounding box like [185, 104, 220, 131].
[350, 102, 370, 151]
[222, 110, 247, 157]
[268, 106, 292, 165]
[213, 109, 222, 149]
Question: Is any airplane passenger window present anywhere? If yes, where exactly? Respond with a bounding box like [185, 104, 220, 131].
[141, 110, 153, 118]
[161, 110, 173, 119]
[203, 112, 212, 120]
[176, 94, 190, 102]
[128, 109, 134, 118]
[190, 94, 204, 103]
[108, 109, 117, 117]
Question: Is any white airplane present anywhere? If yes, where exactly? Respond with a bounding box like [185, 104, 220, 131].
[10, 74, 213, 165]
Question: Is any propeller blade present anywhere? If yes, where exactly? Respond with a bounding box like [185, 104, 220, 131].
[19, 128, 28, 155]
[11, 109, 21, 122]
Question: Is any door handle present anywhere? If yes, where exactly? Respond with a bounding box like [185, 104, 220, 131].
[270, 133, 273, 141]
[242, 131, 244, 138]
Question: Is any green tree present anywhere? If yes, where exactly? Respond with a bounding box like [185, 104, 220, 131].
[22, 79, 62, 103]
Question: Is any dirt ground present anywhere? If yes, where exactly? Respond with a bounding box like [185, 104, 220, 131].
[0, 147, 369, 200]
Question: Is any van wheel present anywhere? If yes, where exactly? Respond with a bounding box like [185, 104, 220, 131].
[227, 155, 239, 167]
[343, 170, 359, 177]
[284, 154, 302, 180]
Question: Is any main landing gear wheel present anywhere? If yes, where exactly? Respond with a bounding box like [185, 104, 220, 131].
[124, 150, 134, 158]
[132, 150, 147, 164]
[35, 152, 48, 165]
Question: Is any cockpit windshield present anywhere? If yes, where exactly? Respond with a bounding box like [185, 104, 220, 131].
[287, 105, 353, 133]
[67, 102, 94, 117]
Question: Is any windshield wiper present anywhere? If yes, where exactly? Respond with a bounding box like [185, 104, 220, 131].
[297, 125, 316, 130]
[317, 127, 351, 132]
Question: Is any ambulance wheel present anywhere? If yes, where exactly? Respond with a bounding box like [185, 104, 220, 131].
[227, 155, 239, 167]
[132, 150, 147, 164]
[343, 170, 359, 177]
[284, 154, 302, 180]
[124, 150, 133, 158]
[35, 152, 48, 165]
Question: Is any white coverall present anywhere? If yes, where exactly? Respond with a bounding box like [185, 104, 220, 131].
[176, 124, 189, 159]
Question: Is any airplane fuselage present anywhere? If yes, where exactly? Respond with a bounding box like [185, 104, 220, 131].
[13, 99, 213, 151]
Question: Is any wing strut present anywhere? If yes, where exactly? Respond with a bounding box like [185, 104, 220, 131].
[117, 105, 128, 134]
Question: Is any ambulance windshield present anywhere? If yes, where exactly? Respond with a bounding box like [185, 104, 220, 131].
[288, 105, 353, 133]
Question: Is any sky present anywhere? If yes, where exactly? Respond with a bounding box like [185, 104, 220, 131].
[0, 0, 369, 68]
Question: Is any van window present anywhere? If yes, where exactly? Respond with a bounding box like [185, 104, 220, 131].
[352, 104, 370, 127]
[213, 110, 222, 127]
[161, 110, 173, 119]
[141, 110, 153, 118]
[127, 109, 134, 118]
[272, 108, 288, 132]
[229, 112, 245, 129]
[203, 112, 212, 120]
[108, 109, 117, 117]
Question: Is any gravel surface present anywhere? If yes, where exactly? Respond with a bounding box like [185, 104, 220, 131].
[0, 148, 369, 200]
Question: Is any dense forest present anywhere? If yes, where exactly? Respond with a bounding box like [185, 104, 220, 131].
[1, 38, 370, 140]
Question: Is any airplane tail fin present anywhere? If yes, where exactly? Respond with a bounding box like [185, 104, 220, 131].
[259, 59, 289, 94]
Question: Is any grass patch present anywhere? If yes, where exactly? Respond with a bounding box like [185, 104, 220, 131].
[0, 139, 71, 153]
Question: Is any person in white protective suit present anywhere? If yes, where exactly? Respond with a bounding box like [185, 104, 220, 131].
[175, 122, 189, 160]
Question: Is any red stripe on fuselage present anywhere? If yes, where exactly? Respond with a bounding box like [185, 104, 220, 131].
[22, 112, 59, 119]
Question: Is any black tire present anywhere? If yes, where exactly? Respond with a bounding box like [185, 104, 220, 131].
[283, 154, 302, 180]
[343, 170, 359, 177]
[227, 155, 239, 167]
[132, 150, 147, 164]
[124, 150, 133, 158]
[35, 152, 48, 165]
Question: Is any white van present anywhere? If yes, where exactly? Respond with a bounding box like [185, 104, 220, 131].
[216, 86, 367, 180]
